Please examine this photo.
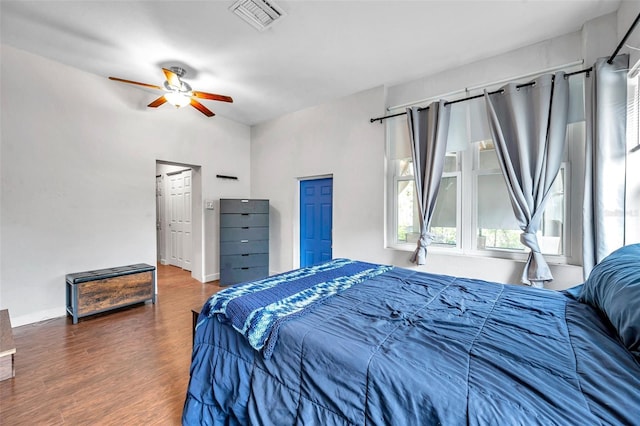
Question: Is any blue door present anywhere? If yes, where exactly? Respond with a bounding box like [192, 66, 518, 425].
[300, 178, 333, 267]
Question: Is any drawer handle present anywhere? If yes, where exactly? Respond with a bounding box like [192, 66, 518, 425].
[241, 240, 249, 243]
[241, 200, 249, 203]
[241, 267, 249, 270]
[241, 213, 249, 216]
[241, 254, 249, 257]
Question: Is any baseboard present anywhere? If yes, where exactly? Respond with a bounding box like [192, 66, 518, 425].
[204, 272, 220, 283]
[11, 307, 67, 327]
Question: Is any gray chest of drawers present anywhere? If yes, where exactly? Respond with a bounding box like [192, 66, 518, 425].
[219, 199, 269, 286]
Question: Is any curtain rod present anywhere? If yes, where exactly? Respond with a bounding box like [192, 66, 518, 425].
[369, 68, 591, 123]
[608, 12, 640, 64]
[387, 60, 584, 111]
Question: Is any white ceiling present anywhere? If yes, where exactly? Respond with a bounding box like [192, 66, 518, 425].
[0, 0, 621, 125]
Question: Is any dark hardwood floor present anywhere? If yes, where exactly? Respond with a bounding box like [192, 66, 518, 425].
[0, 264, 222, 425]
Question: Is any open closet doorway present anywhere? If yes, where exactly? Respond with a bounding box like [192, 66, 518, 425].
[156, 161, 202, 275]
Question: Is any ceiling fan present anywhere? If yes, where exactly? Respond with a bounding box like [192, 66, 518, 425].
[108, 67, 233, 117]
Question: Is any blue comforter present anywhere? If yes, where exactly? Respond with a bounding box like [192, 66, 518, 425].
[183, 266, 640, 425]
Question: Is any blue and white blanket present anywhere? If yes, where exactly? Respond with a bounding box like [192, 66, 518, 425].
[200, 258, 392, 358]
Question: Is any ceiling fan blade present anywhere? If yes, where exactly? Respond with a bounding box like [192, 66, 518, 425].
[192, 91, 233, 103]
[108, 76, 163, 90]
[162, 68, 182, 88]
[148, 96, 167, 108]
[190, 99, 215, 117]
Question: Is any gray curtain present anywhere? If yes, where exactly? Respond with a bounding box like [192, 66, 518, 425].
[406, 102, 451, 265]
[583, 54, 629, 278]
[484, 73, 569, 287]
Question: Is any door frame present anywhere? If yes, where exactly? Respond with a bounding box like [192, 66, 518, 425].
[293, 174, 333, 269]
[155, 160, 203, 281]
[167, 168, 193, 271]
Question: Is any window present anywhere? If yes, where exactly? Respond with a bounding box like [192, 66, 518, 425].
[389, 115, 460, 248]
[387, 77, 584, 263]
[393, 155, 460, 247]
[473, 139, 568, 255]
[626, 66, 640, 243]
[475, 141, 524, 251]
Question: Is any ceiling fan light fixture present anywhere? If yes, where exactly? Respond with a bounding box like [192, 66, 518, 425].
[109, 67, 232, 117]
[165, 91, 191, 108]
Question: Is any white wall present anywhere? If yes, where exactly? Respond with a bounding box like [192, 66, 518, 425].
[251, 12, 623, 291]
[387, 30, 583, 109]
[251, 87, 388, 274]
[0, 45, 251, 325]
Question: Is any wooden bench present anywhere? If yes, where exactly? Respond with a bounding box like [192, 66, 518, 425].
[0, 309, 16, 381]
[66, 264, 156, 324]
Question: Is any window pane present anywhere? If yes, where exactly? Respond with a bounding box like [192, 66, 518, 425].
[397, 180, 416, 243]
[443, 152, 459, 173]
[398, 159, 414, 177]
[477, 141, 500, 170]
[477, 174, 524, 251]
[397, 176, 457, 247]
[400, 155, 458, 175]
[477, 171, 565, 255]
[539, 171, 564, 255]
[430, 176, 457, 246]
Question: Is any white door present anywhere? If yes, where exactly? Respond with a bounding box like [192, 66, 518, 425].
[168, 170, 193, 271]
[182, 170, 193, 271]
[169, 173, 183, 268]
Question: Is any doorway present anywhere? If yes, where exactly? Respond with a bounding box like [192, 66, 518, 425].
[300, 177, 333, 267]
[156, 161, 200, 275]
[168, 169, 193, 271]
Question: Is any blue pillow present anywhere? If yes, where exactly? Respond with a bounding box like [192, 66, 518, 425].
[580, 244, 640, 358]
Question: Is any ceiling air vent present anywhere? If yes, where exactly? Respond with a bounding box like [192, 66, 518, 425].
[230, 0, 286, 31]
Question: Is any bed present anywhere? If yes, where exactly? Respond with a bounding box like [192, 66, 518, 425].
[183, 245, 640, 425]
